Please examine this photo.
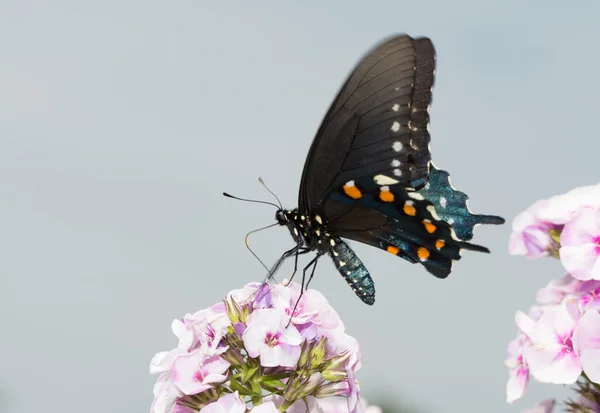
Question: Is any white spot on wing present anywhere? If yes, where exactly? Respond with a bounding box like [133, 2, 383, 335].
[391, 121, 400, 132]
[330, 239, 335, 246]
[380, 185, 390, 192]
[391, 159, 401, 167]
[447, 218, 455, 225]
[408, 192, 424, 201]
[392, 141, 402, 152]
[392, 103, 400, 112]
[393, 168, 402, 176]
[339, 260, 346, 267]
[440, 197, 447, 208]
[427, 205, 441, 221]
[315, 215, 323, 224]
[373, 174, 399, 185]
[345, 180, 355, 187]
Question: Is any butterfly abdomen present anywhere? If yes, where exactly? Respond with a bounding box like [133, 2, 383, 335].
[329, 238, 375, 305]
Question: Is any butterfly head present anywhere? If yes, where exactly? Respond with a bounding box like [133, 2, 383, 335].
[275, 209, 289, 226]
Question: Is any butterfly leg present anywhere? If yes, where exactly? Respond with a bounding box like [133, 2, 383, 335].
[283, 247, 312, 286]
[265, 244, 301, 282]
[286, 252, 323, 327]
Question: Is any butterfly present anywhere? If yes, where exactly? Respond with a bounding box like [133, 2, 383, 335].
[234, 34, 505, 305]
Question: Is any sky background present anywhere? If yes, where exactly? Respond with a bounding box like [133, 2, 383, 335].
[2, 1, 600, 413]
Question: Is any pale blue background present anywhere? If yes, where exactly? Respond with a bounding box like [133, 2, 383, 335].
[1, 1, 599, 412]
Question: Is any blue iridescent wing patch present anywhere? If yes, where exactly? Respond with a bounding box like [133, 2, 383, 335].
[416, 165, 505, 241]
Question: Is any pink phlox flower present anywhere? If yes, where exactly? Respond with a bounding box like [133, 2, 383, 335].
[199, 392, 246, 413]
[516, 306, 581, 384]
[324, 332, 362, 372]
[573, 309, 600, 384]
[172, 404, 196, 413]
[228, 282, 261, 305]
[537, 183, 600, 224]
[171, 348, 231, 396]
[249, 401, 279, 413]
[150, 372, 182, 413]
[521, 399, 555, 413]
[346, 366, 364, 413]
[505, 332, 529, 403]
[182, 302, 230, 351]
[313, 397, 352, 413]
[564, 280, 600, 319]
[561, 207, 600, 281]
[509, 200, 554, 258]
[271, 282, 325, 325]
[252, 282, 273, 310]
[242, 308, 302, 367]
[536, 274, 584, 305]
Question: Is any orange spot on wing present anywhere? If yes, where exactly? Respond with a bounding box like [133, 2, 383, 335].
[379, 189, 394, 202]
[435, 239, 445, 250]
[423, 220, 436, 233]
[386, 245, 400, 255]
[343, 184, 362, 199]
[417, 247, 430, 261]
[403, 202, 416, 216]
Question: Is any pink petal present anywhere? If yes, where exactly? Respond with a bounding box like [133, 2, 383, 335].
[250, 402, 279, 413]
[560, 244, 598, 281]
[242, 323, 267, 358]
[574, 310, 600, 383]
[507, 367, 529, 403]
[592, 257, 600, 280]
[580, 349, 600, 384]
[279, 325, 302, 346]
[200, 392, 246, 413]
[561, 208, 600, 245]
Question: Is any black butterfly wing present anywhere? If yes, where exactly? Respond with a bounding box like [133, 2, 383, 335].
[298, 34, 436, 215]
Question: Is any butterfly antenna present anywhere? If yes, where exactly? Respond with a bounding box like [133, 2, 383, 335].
[223, 192, 280, 209]
[258, 177, 283, 209]
[245, 222, 279, 274]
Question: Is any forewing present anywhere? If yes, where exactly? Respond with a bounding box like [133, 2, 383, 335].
[299, 34, 436, 214]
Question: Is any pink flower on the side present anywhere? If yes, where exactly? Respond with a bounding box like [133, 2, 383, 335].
[536, 274, 583, 305]
[199, 392, 245, 413]
[573, 309, 600, 383]
[521, 399, 555, 413]
[516, 306, 581, 384]
[564, 280, 600, 318]
[346, 365, 363, 413]
[151, 372, 181, 413]
[561, 207, 600, 281]
[242, 308, 302, 367]
[505, 332, 529, 403]
[171, 349, 230, 395]
[537, 184, 600, 224]
[509, 200, 554, 258]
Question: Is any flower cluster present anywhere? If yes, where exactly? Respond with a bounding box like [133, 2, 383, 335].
[507, 183, 600, 413]
[149, 281, 381, 413]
